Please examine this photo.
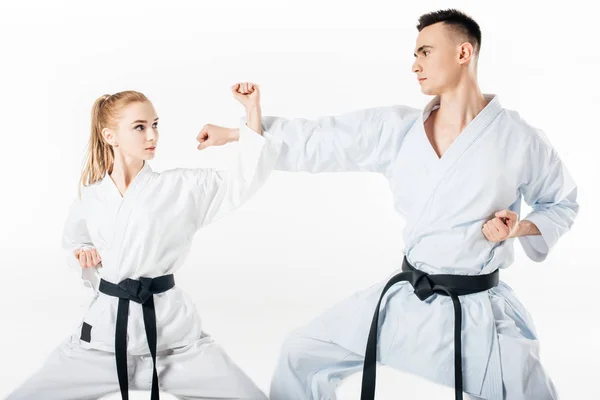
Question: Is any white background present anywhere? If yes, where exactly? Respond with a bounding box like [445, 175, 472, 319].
[1, 0, 598, 398]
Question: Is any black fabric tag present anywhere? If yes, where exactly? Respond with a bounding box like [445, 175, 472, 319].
[81, 322, 92, 343]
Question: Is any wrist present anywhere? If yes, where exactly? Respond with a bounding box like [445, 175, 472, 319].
[245, 108, 263, 135]
[227, 127, 240, 142]
[512, 220, 539, 238]
[245, 104, 261, 114]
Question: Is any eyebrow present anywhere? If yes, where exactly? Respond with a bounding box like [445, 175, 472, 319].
[414, 45, 433, 57]
[131, 117, 159, 124]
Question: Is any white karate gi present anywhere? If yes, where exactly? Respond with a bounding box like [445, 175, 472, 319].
[261, 94, 578, 400]
[8, 123, 283, 400]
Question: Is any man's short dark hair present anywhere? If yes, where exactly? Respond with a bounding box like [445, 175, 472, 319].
[417, 9, 482, 56]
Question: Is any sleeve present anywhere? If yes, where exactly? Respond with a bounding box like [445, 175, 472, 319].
[61, 192, 100, 291]
[190, 122, 283, 230]
[246, 105, 418, 174]
[517, 130, 579, 262]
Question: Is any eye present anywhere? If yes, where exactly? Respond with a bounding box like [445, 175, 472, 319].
[152, 122, 158, 128]
[423, 50, 430, 56]
[134, 125, 144, 131]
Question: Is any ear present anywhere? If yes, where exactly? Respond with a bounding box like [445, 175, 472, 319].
[458, 42, 475, 64]
[102, 128, 116, 146]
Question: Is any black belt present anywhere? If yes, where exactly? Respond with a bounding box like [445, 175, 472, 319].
[99, 274, 175, 400]
[360, 257, 499, 400]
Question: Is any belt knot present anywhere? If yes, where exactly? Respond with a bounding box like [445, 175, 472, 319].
[117, 277, 153, 304]
[410, 269, 434, 301]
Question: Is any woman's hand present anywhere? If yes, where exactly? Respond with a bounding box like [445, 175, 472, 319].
[74, 248, 102, 268]
[197, 124, 239, 149]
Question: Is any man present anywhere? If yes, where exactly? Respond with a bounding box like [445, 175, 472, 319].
[201, 9, 578, 400]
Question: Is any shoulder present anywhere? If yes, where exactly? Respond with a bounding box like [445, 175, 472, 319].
[501, 108, 557, 158]
[77, 182, 97, 202]
[340, 104, 421, 137]
[380, 104, 422, 119]
[159, 167, 219, 187]
[353, 104, 421, 121]
[371, 105, 421, 139]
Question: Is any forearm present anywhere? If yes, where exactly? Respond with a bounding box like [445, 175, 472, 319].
[196, 122, 283, 227]
[245, 105, 262, 135]
[254, 106, 415, 174]
[513, 220, 541, 238]
[227, 105, 262, 143]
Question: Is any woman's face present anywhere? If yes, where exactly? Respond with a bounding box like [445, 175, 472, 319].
[105, 101, 159, 160]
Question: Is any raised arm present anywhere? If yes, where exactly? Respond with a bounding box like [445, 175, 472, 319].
[244, 104, 420, 174]
[186, 83, 283, 229]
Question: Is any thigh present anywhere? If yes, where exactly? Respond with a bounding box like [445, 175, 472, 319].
[7, 336, 120, 400]
[480, 289, 558, 400]
[497, 333, 557, 400]
[158, 334, 267, 400]
[278, 333, 364, 377]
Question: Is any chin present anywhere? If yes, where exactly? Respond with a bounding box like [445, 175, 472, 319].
[420, 85, 441, 96]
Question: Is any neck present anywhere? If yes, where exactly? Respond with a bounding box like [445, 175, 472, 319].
[109, 152, 145, 187]
[435, 78, 489, 131]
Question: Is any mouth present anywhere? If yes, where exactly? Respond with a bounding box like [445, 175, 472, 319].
[146, 147, 156, 151]
[418, 78, 427, 82]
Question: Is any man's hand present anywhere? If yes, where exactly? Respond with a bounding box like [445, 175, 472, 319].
[482, 209, 520, 243]
[74, 248, 102, 268]
[232, 82, 260, 110]
[197, 124, 239, 150]
[232, 82, 263, 134]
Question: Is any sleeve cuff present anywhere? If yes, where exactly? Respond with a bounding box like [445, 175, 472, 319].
[238, 116, 277, 140]
[81, 267, 100, 292]
[238, 121, 266, 150]
[518, 212, 557, 262]
[66, 245, 100, 291]
[237, 120, 282, 156]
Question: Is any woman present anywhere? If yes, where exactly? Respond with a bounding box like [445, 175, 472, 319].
[8, 83, 281, 400]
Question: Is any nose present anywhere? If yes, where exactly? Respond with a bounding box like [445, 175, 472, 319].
[412, 61, 422, 74]
[412, 58, 422, 74]
[146, 127, 158, 142]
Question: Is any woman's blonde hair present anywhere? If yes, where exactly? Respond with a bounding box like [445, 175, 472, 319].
[78, 90, 149, 196]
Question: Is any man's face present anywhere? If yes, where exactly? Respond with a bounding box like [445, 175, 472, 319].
[412, 22, 463, 96]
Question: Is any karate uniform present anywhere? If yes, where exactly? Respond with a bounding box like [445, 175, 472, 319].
[8, 123, 283, 400]
[261, 94, 578, 400]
